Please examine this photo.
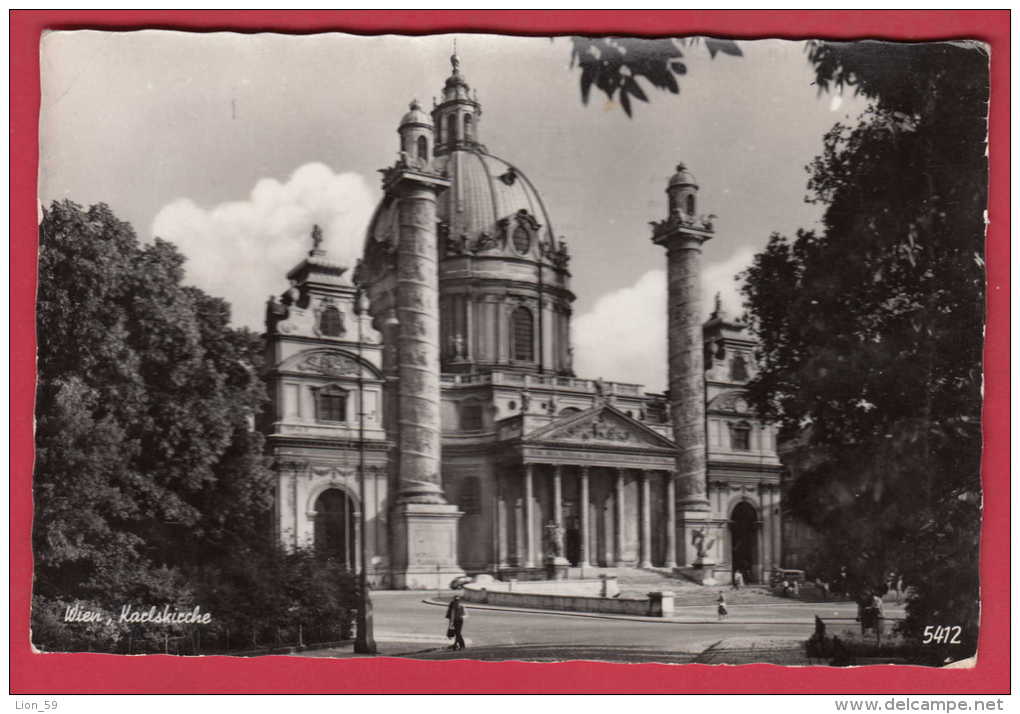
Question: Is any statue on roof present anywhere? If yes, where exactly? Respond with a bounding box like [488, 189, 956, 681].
[310, 224, 324, 253]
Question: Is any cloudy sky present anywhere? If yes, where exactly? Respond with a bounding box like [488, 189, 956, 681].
[39, 31, 866, 391]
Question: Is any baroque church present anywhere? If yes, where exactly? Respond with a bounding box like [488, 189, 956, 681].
[261, 54, 782, 589]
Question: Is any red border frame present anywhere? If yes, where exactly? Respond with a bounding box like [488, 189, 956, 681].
[10, 10, 1010, 694]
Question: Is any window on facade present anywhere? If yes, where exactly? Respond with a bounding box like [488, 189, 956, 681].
[447, 115, 457, 144]
[686, 193, 696, 215]
[463, 114, 472, 140]
[317, 385, 348, 423]
[460, 401, 484, 432]
[416, 135, 429, 161]
[459, 477, 482, 515]
[730, 354, 749, 382]
[511, 306, 534, 362]
[730, 421, 751, 451]
[319, 306, 344, 337]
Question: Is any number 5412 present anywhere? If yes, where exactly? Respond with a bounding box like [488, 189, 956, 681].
[923, 625, 962, 644]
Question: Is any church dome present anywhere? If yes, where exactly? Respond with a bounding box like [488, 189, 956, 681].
[364, 147, 557, 252]
[434, 149, 555, 246]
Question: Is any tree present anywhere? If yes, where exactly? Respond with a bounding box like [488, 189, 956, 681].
[570, 36, 741, 116]
[740, 41, 987, 662]
[32, 200, 276, 651]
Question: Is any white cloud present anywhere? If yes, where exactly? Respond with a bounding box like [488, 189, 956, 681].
[151, 162, 376, 330]
[572, 248, 755, 392]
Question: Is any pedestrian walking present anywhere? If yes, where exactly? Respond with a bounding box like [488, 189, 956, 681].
[733, 570, 744, 590]
[445, 594, 467, 650]
[717, 592, 728, 620]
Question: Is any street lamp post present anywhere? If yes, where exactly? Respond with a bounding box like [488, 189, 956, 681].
[353, 286, 377, 655]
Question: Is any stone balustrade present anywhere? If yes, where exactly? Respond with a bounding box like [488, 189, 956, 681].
[440, 371, 643, 396]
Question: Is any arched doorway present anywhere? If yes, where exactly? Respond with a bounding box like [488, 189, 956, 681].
[314, 488, 356, 570]
[730, 501, 758, 583]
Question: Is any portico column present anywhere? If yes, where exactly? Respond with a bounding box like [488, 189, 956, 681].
[614, 468, 625, 566]
[665, 471, 678, 569]
[523, 463, 535, 568]
[552, 465, 563, 530]
[579, 466, 591, 568]
[639, 471, 652, 568]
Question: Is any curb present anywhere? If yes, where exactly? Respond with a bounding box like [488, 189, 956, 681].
[421, 598, 825, 625]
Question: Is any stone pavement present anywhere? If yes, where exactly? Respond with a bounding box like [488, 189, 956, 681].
[692, 637, 809, 665]
[301, 637, 811, 665]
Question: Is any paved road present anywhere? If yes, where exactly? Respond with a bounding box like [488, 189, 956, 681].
[301, 591, 900, 663]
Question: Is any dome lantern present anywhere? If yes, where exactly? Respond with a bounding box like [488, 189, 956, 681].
[433, 49, 482, 154]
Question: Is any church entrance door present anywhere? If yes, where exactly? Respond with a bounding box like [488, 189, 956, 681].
[314, 488, 357, 571]
[730, 501, 758, 583]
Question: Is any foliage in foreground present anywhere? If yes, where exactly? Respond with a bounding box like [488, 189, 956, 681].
[30, 201, 359, 654]
[741, 41, 988, 663]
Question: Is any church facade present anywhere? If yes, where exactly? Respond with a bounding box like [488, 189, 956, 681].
[261, 56, 782, 589]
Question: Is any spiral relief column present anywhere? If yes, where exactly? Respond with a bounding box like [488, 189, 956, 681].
[395, 182, 446, 504]
[652, 163, 719, 581]
[664, 234, 710, 508]
[381, 156, 464, 588]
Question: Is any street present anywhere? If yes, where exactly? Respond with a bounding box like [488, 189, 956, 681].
[301, 591, 903, 663]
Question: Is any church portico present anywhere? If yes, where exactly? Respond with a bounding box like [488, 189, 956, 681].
[494, 418, 679, 577]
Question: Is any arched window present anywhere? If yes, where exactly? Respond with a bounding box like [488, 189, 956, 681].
[558, 407, 582, 417]
[316, 385, 348, 423]
[314, 489, 355, 568]
[730, 354, 749, 382]
[463, 114, 473, 140]
[460, 400, 484, 432]
[447, 114, 457, 144]
[511, 306, 534, 362]
[730, 421, 752, 451]
[319, 305, 344, 337]
[685, 193, 696, 216]
[416, 135, 429, 161]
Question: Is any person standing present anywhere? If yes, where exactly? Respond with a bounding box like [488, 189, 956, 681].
[733, 570, 744, 590]
[445, 594, 467, 650]
[717, 592, 728, 620]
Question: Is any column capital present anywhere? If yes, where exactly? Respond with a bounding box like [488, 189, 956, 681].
[382, 166, 451, 195]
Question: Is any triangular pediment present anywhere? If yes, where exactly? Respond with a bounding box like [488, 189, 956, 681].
[524, 403, 676, 450]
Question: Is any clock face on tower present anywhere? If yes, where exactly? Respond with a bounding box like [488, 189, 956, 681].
[512, 225, 531, 254]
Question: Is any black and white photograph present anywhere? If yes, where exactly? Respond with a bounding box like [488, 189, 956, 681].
[32, 29, 989, 669]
